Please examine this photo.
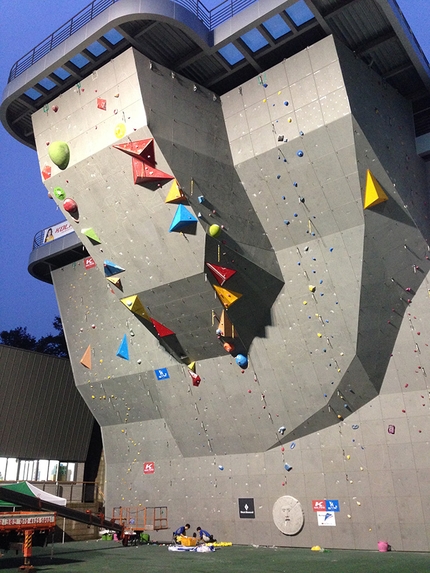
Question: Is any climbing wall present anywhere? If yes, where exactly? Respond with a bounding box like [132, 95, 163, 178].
[32, 37, 430, 551]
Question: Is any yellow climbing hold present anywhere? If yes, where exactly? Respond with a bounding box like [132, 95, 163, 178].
[121, 295, 151, 320]
[309, 285, 316, 292]
[115, 123, 126, 139]
[188, 362, 196, 372]
[363, 169, 388, 209]
[317, 333, 322, 338]
[303, 301, 308, 305]
[213, 285, 243, 308]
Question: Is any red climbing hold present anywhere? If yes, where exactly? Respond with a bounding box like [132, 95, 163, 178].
[151, 318, 175, 337]
[206, 263, 236, 285]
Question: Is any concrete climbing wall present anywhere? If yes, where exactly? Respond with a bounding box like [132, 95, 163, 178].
[32, 37, 430, 551]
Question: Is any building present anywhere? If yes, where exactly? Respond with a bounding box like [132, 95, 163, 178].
[1, 0, 430, 551]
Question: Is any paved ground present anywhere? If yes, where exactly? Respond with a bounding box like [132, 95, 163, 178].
[1, 540, 429, 572]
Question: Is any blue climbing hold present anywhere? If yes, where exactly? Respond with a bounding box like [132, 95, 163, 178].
[284, 463, 292, 472]
[277, 174, 281, 179]
[294, 213, 298, 217]
[284, 101, 289, 106]
[290, 442, 296, 449]
[235, 354, 248, 369]
[284, 220, 290, 225]
[297, 150, 304, 157]
[116, 334, 129, 360]
[293, 182, 298, 187]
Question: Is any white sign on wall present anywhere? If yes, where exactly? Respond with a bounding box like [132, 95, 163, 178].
[317, 511, 336, 526]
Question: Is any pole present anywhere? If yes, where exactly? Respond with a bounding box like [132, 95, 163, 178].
[19, 529, 34, 571]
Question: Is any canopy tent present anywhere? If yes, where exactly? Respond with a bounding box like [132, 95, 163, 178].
[0, 481, 67, 506]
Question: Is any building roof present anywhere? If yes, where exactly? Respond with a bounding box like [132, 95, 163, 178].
[1, 0, 430, 149]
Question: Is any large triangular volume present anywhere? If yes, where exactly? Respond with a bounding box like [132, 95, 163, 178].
[113, 139, 155, 164]
[169, 205, 198, 232]
[80, 345, 92, 369]
[104, 260, 125, 276]
[206, 263, 236, 285]
[121, 295, 151, 320]
[219, 309, 235, 337]
[132, 157, 174, 184]
[213, 285, 243, 308]
[363, 169, 388, 209]
[107, 277, 123, 291]
[165, 180, 188, 204]
[116, 334, 129, 360]
[81, 228, 101, 244]
[151, 318, 175, 337]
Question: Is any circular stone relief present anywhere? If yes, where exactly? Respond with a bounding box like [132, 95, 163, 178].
[272, 495, 304, 535]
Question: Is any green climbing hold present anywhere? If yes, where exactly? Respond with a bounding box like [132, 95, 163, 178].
[53, 187, 66, 200]
[48, 141, 70, 170]
[209, 224, 221, 238]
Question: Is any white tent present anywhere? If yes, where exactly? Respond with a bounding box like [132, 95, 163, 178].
[1, 481, 67, 506]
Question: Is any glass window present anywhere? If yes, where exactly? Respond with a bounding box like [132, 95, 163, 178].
[240, 28, 269, 52]
[5, 458, 18, 481]
[86, 41, 107, 57]
[0, 458, 7, 481]
[262, 14, 291, 40]
[24, 88, 42, 100]
[285, 1, 315, 26]
[38, 77, 56, 90]
[102, 29, 124, 45]
[52, 67, 71, 80]
[69, 54, 90, 69]
[38, 460, 49, 481]
[218, 43, 245, 65]
[48, 460, 59, 481]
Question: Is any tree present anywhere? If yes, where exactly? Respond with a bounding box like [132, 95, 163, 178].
[0, 316, 68, 358]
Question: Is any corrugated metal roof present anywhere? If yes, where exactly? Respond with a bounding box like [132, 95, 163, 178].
[0, 345, 95, 461]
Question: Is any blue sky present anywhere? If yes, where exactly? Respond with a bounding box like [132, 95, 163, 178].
[0, 0, 429, 338]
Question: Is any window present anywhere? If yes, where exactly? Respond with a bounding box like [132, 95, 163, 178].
[240, 28, 269, 52]
[262, 14, 291, 40]
[86, 41, 107, 57]
[285, 1, 315, 26]
[102, 29, 124, 45]
[218, 43, 245, 65]
[69, 54, 90, 69]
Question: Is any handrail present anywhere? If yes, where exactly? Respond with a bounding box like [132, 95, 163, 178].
[7, 0, 259, 84]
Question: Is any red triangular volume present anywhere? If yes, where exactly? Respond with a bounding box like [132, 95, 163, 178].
[189, 370, 201, 387]
[206, 263, 236, 285]
[132, 157, 174, 184]
[151, 318, 175, 337]
[113, 139, 155, 164]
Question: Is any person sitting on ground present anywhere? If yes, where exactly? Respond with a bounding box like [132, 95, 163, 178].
[196, 526, 216, 543]
[173, 523, 190, 543]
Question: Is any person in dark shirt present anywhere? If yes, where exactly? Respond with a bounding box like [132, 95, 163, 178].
[173, 523, 190, 542]
[196, 526, 216, 543]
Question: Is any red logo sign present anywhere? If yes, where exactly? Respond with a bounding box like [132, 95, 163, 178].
[312, 500, 326, 512]
[143, 462, 155, 474]
[84, 257, 96, 269]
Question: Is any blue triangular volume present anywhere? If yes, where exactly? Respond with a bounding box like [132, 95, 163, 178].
[116, 334, 129, 360]
[104, 260, 125, 276]
[168, 205, 198, 232]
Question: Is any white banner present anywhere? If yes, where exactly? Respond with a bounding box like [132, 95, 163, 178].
[317, 511, 336, 526]
[43, 221, 74, 243]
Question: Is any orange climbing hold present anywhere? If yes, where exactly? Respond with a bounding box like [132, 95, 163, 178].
[213, 285, 242, 308]
[363, 169, 388, 209]
[107, 277, 123, 291]
[219, 309, 235, 337]
[132, 157, 174, 185]
[113, 139, 156, 163]
[80, 345, 92, 369]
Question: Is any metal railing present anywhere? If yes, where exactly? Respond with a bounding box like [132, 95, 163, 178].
[111, 506, 168, 531]
[7, 0, 259, 83]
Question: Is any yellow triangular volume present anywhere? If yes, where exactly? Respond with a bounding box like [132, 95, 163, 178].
[121, 295, 151, 320]
[165, 179, 187, 204]
[219, 309, 235, 337]
[213, 285, 242, 308]
[80, 345, 92, 369]
[107, 277, 123, 291]
[188, 362, 196, 372]
[364, 169, 388, 209]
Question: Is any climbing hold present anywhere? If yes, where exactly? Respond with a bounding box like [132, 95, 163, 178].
[104, 260, 125, 277]
[188, 362, 196, 372]
[80, 345, 92, 369]
[53, 187, 66, 200]
[51, 105, 58, 112]
[290, 442, 296, 449]
[198, 195, 205, 203]
[235, 354, 248, 369]
[107, 277, 123, 291]
[218, 309, 235, 337]
[213, 285, 243, 308]
[308, 285, 316, 292]
[284, 463, 292, 472]
[363, 169, 388, 209]
[209, 224, 222, 238]
[352, 424, 359, 430]
[169, 205, 198, 232]
[283, 101, 289, 106]
[48, 141, 70, 170]
[218, 465, 224, 471]
[114, 123, 126, 139]
[317, 333, 322, 338]
[63, 198, 78, 213]
[41, 165, 51, 180]
[97, 98, 107, 110]
[288, 117, 292, 123]
[189, 370, 201, 387]
[277, 174, 281, 179]
[284, 220, 290, 225]
[206, 263, 236, 285]
[165, 180, 187, 204]
[151, 318, 175, 337]
[132, 157, 173, 185]
[121, 295, 150, 320]
[81, 228, 101, 244]
[116, 334, 129, 360]
[223, 342, 235, 353]
[278, 426, 286, 435]
[297, 150, 304, 157]
[388, 424, 395, 434]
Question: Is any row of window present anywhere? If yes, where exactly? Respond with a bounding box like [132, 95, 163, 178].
[0, 458, 76, 483]
[25, 1, 314, 101]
